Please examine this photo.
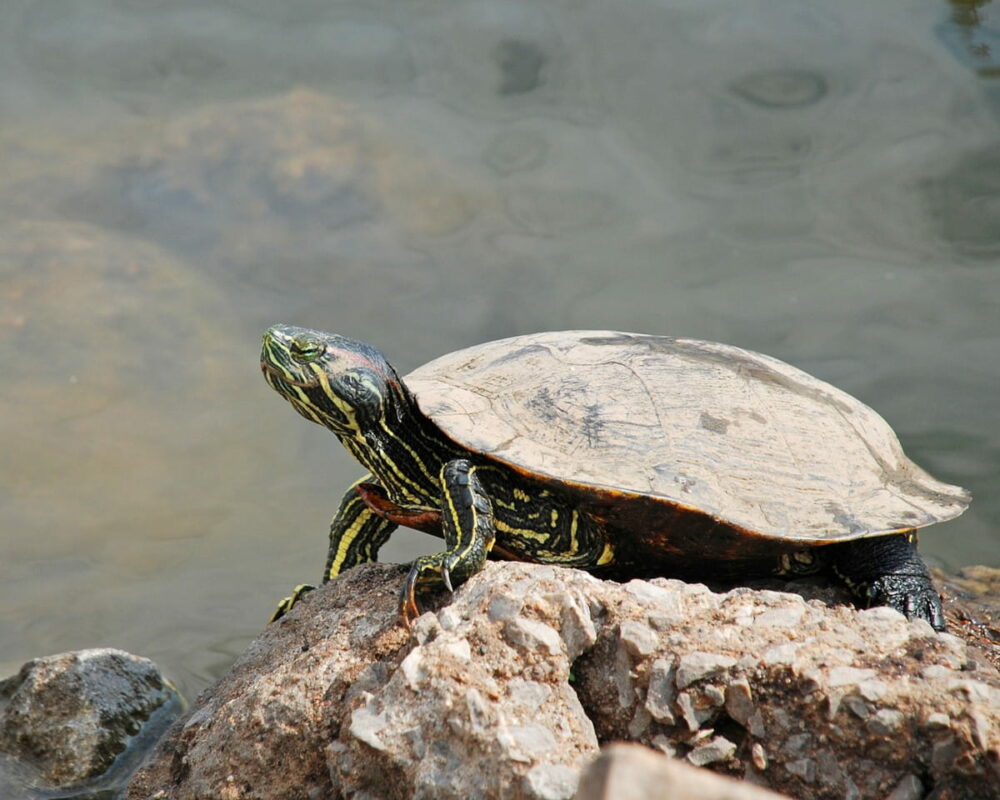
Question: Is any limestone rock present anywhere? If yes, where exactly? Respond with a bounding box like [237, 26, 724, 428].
[576, 743, 788, 800]
[127, 562, 1000, 800]
[0, 648, 180, 793]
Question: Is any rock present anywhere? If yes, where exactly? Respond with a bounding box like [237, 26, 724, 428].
[576, 743, 789, 800]
[675, 652, 737, 689]
[0, 648, 181, 795]
[127, 562, 1000, 800]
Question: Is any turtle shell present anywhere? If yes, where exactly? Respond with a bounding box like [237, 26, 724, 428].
[404, 331, 970, 543]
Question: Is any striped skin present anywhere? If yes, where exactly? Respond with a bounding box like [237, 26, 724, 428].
[261, 325, 612, 622]
[400, 460, 495, 624]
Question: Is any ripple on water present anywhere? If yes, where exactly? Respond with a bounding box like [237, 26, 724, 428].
[729, 68, 829, 109]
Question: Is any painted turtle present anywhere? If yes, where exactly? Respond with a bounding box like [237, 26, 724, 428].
[260, 327, 970, 629]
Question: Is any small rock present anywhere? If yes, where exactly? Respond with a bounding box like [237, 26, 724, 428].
[725, 679, 755, 727]
[687, 736, 737, 766]
[924, 712, 951, 729]
[488, 592, 524, 622]
[522, 763, 579, 800]
[751, 742, 768, 771]
[410, 613, 441, 644]
[922, 665, 955, 681]
[753, 606, 804, 628]
[814, 750, 845, 788]
[676, 691, 716, 732]
[866, 708, 904, 736]
[842, 695, 871, 719]
[782, 733, 812, 757]
[644, 659, 677, 724]
[559, 592, 598, 659]
[827, 666, 877, 687]
[628, 705, 652, 738]
[620, 621, 659, 658]
[761, 643, 800, 666]
[675, 652, 736, 689]
[886, 774, 924, 800]
[857, 606, 906, 625]
[504, 618, 563, 655]
[857, 679, 888, 703]
[931, 735, 961, 772]
[499, 724, 558, 763]
[969, 710, 994, 750]
[508, 679, 551, 708]
[465, 688, 493, 736]
[785, 757, 816, 783]
[438, 606, 463, 630]
[348, 704, 388, 752]
[398, 648, 426, 690]
[438, 635, 472, 662]
[704, 684, 725, 706]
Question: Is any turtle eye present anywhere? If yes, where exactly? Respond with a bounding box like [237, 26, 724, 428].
[291, 335, 324, 362]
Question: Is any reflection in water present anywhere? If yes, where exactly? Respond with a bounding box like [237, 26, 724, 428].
[921, 147, 1000, 259]
[942, 0, 1000, 76]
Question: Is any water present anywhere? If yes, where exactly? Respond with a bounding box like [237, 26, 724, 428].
[1, 0, 998, 703]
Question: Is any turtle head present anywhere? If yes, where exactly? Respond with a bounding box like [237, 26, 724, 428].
[261, 325, 403, 440]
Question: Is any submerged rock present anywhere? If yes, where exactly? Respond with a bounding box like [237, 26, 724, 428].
[0, 648, 181, 797]
[126, 562, 1000, 799]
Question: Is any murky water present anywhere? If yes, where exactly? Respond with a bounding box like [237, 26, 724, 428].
[2, 0, 998, 702]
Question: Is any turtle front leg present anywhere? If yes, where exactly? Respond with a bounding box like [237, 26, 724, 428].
[401, 459, 495, 624]
[270, 475, 397, 622]
[827, 533, 945, 631]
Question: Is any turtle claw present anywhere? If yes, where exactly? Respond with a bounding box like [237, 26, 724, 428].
[400, 567, 424, 627]
[269, 583, 316, 623]
[399, 554, 457, 626]
[865, 575, 946, 632]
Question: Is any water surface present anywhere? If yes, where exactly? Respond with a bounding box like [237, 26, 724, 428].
[1, 0, 998, 701]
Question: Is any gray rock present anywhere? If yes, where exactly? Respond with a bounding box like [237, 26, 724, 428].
[866, 708, 904, 736]
[522, 763, 579, 800]
[785, 758, 816, 783]
[505, 617, 563, 655]
[0, 648, 179, 790]
[687, 736, 737, 766]
[619, 620, 659, 658]
[675, 652, 736, 689]
[644, 659, 677, 724]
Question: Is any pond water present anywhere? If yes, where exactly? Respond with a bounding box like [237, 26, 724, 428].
[1, 0, 998, 703]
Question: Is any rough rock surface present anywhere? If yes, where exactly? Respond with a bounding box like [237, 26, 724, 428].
[127, 563, 1000, 800]
[576, 742, 788, 800]
[0, 648, 180, 790]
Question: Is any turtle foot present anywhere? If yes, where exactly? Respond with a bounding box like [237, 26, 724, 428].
[864, 574, 946, 632]
[269, 583, 316, 623]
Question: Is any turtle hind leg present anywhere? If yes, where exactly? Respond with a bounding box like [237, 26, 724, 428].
[827, 533, 945, 632]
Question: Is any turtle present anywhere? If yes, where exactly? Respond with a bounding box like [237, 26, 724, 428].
[260, 326, 971, 630]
